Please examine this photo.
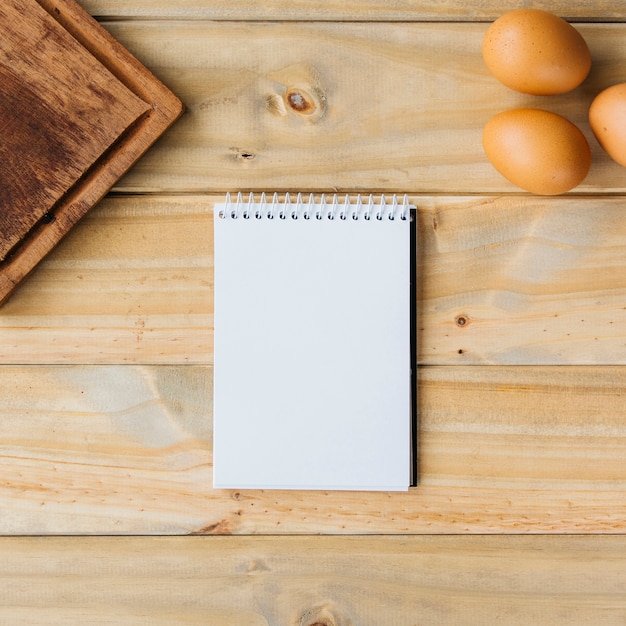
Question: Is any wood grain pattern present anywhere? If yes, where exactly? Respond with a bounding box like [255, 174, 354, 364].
[0, 0, 183, 305]
[2, 535, 626, 625]
[80, 0, 626, 22]
[0, 196, 212, 364]
[2, 194, 623, 366]
[418, 195, 626, 364]
[96, 21, 626, 194]
[0, 0, 148, 261]
[2, 1, 625, 614]
[1, 364, 625, 534]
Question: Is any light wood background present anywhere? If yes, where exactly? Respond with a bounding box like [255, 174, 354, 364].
[3, 1, 626, 622]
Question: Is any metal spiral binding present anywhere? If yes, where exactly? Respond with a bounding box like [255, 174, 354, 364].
[218, 192, 412, 221]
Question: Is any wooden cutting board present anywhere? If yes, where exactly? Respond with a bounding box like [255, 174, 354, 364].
[0, 0, 183, 304]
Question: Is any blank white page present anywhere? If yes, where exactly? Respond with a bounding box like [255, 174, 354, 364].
[213, 194, 412, 490]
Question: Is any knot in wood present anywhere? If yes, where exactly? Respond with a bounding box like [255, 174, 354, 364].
[286, 89, 315, 114]
[455, 314, 469, 327]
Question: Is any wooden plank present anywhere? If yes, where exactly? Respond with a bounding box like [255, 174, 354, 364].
[2, 194, 623, 366]
[89, 21, 626, 194]
[417, 195, 626, 364]
[0, 0, 183, 305]
[0, 365, 214, 534]
[1, 364, 626, 534]
[0, 196, 212, 364]
[2, 535, 626, 624]
[80, 0, 626, 22]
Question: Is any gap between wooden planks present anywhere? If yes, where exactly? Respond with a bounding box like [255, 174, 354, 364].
[0, 194, 623, 365]
[0, 364, 624, 534]
[1, 535, 626, 624]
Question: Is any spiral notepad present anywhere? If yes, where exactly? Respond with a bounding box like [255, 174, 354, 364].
[213, 193, 414, 491]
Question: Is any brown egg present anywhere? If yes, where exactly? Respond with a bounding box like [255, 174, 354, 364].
[483, 108, 591, 195]
[589, 83, 626, 167]
[482, 9, 591, 95]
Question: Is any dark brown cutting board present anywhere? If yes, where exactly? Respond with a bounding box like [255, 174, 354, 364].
[0, 0, 184, 304]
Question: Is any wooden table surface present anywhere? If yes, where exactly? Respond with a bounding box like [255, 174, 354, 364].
[3, 1, 626, 623]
